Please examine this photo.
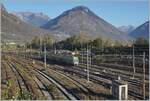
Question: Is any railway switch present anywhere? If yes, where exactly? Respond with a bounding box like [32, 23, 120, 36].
[112, 80, 128, 100]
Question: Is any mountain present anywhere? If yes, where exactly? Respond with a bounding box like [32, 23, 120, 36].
[118, 25, 135, 34]
[12, 12, 50, 27]
[41, 6, 130, 41]
[1, 4, 52, 43]
[129, 21, 149, 39]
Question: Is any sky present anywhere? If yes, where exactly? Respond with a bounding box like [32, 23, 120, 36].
[1, 0, 149, 27]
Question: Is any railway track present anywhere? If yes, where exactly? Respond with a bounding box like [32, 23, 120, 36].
[6, 58, 49, 99]
[80, 62, 149, 80]
[32, 75, 52, 100]
[28, 59, 114, 99]
[8, 62, 28, 92]
[1, 61, 8, 86]
[10, 57, 90, 100]
[47, 64, 148, 99]
[14, 57, 105, 100]
[51, 66, 89, 93]
[11, 56, 71, 100]
[1, 61, 21, 100]
[78, 63, 149, 88]
[2, 55, 149, 100]
[34, 69, 77, 100]
[17, 56, 149, 99]
[51, 64, 111, 87]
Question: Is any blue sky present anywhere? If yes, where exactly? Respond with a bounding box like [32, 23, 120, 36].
[1, 0, 149, 27]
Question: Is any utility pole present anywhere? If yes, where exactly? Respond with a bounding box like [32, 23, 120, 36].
[44, 43, 47, 70]
[101, 39, 103, 57]
[24, 44, 26, 59]
[54, 40, 56, 54]
[81, 43, 83, 64]
[25, 44, 27, 58]
[39, 34, 42, 58]
[101, 39, 104, 63]
[30, 43, 32, 59]
[143, 52, 145, 100]
[87, 44, 89, 82]
[132, 41, 135, 79]
[90, 45, 92, 71]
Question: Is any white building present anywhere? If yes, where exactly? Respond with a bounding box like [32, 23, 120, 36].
[112, 80, 128, 100]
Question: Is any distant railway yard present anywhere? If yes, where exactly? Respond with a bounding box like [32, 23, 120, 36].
[1, 51, 149, 100]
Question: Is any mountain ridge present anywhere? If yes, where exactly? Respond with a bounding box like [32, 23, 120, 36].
[41, 6, 130, 41]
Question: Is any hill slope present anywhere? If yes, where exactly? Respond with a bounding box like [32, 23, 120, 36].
[1, 4, 51, 43]
[129, 21, 149, 39]
[118, 25, 135, 34]
[12, 12, 50, 27]
[42, 6, 129, 41]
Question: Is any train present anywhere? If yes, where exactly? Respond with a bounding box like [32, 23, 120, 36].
[37, 50, 79, 66]
[47, 53, 79, 66]
[11, 49, 80, 66]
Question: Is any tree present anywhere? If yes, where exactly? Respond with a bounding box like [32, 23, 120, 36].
[43, 35, 54, 49]
[30, 36, 40, 49]
[114, 40, 122, 47]
[29, 35, 54, 49]
[135, 37, 149, 45]
[92, 37, 102, 48]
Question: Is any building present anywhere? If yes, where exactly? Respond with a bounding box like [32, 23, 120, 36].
[112, 80, 128, 100]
